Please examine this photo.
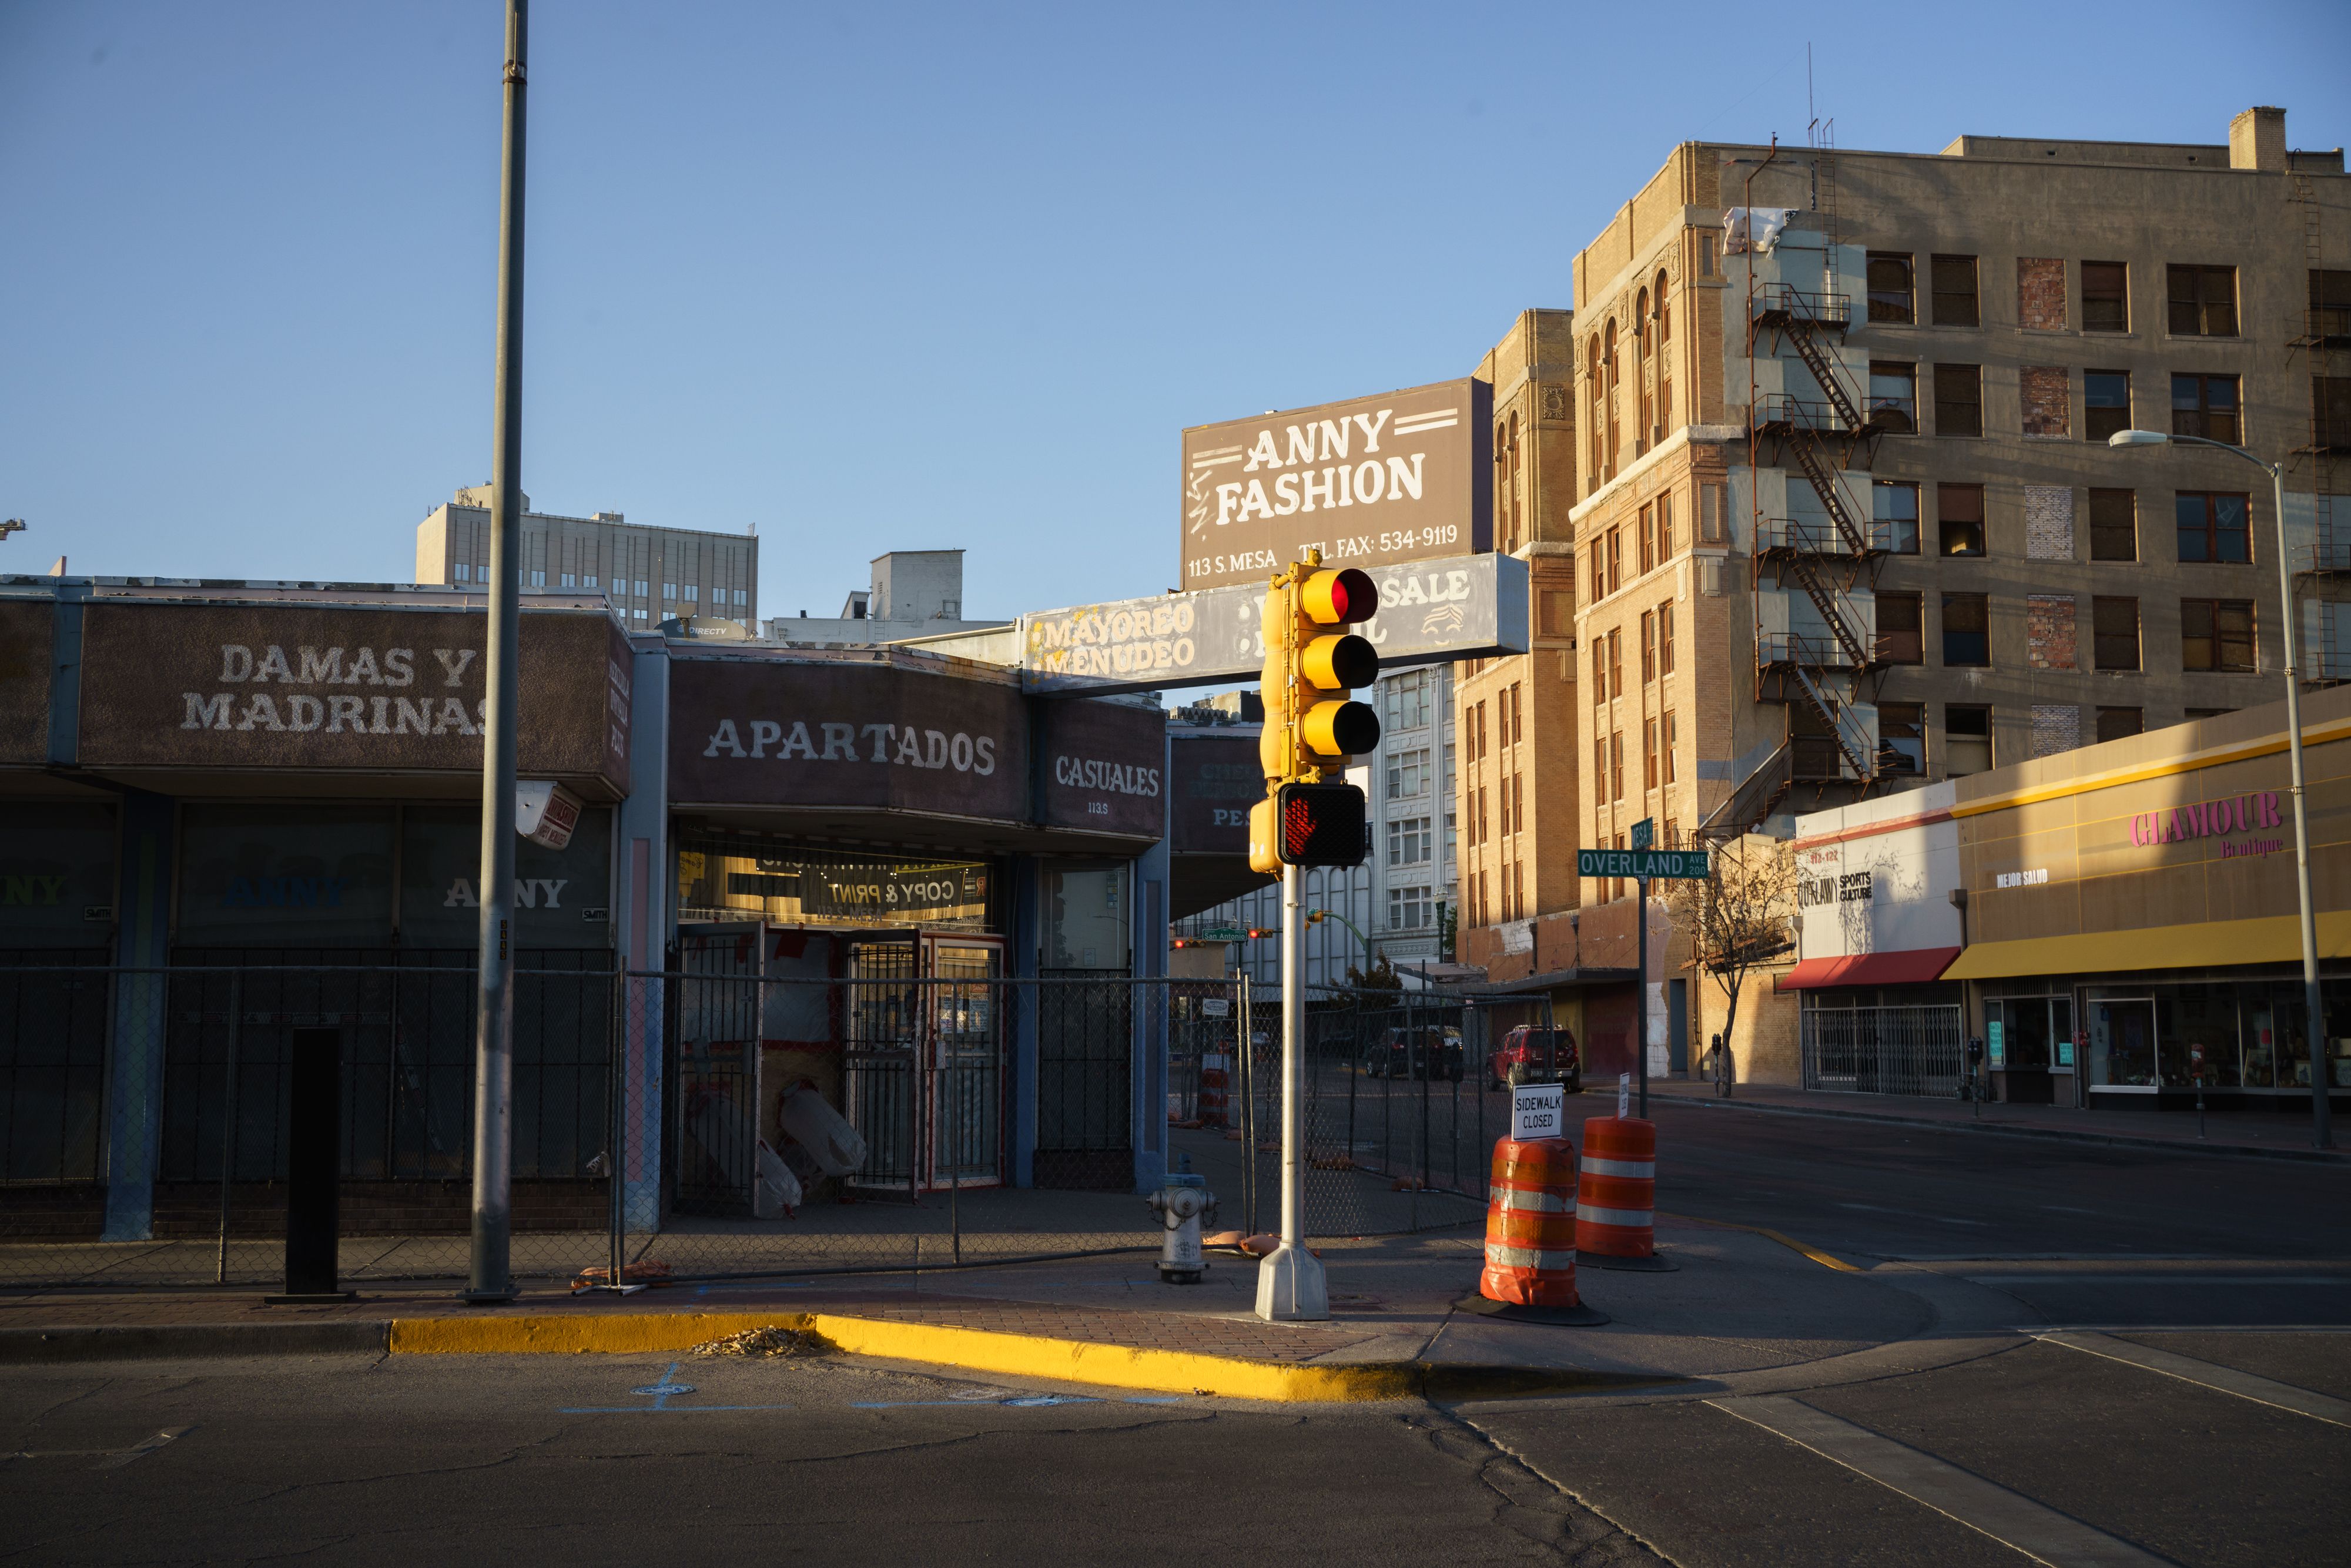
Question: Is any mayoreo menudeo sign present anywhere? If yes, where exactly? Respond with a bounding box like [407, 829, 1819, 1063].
[1180, 378, 1493, 591]
[1012, 551, 1526, 696]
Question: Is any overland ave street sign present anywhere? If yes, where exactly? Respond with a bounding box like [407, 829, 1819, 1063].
[1579, 847, 1710, 880]
[913, 551, 1528, 697]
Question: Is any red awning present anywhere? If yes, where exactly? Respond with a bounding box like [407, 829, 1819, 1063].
[1781, 947, 1961, 990]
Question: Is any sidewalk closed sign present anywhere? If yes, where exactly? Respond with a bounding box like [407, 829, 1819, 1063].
[1511, 1082, 1565, 1142]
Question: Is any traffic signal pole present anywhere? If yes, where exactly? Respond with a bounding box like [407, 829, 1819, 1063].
[1251, 553, 1379, 1324]
[1259, 859, 1327, 1322]
[1636, 873, 1649, 1118]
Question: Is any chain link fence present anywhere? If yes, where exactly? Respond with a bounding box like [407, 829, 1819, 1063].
[1, 963, 1559, 1292]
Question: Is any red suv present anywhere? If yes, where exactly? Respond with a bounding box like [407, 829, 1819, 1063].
[1487, 1026, 1580, 1094]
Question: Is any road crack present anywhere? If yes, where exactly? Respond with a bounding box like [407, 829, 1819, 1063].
[1417, 1411, 1674, 1564]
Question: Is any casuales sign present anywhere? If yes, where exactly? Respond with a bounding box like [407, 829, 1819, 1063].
[1180, 379, 1492, 591]
[1038, 699, 1166, 838]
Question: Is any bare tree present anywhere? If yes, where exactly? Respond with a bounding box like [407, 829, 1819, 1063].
[1670, 836, 1797, 1071]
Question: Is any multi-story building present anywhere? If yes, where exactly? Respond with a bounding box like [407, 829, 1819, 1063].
[414, 485, 759, 629]
[1174, 662, 1458, 989]
[1457, 311, 1581, 940]
[1558, 103, 2347, 1082]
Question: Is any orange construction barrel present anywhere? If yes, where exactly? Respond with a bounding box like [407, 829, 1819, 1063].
[1198, 1061, 1229, 1128]
[1575, 1116, 1656, 1259]
[1478, 1135, 1582, 1308]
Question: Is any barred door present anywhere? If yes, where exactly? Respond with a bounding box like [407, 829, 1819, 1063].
[925, 936, 1002, 1189]
[842, 936, 919, 1194]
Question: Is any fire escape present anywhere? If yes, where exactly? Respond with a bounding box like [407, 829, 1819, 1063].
[2289, 172, 2350, 685]
[1723, 280, 1890, 837]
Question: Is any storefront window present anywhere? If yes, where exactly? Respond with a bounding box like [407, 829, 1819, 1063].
[0, 803, 117, 951]
[2087, 994, 2156, 1087]
[399, 804, 612, 950]
[2156, 984, 2239, 1087]
[176, 805, 396, 948]
[1044, 865, 1127, 971]
[677, 839, 991, 932]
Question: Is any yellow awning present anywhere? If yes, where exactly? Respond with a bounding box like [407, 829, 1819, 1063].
[1944, 911, 2351, 980]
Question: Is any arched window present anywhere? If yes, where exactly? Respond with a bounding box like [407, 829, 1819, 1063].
[1655, 270, 1674, 431]
[1635, 288, 1650, 359]
[1588, 337, 1605, 491]
[1603, 320, 1620, 476]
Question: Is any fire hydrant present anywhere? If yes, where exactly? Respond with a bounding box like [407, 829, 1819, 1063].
[1145, 1154, 1217, 1284]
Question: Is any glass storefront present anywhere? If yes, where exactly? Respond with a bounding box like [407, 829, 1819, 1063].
[2071, 976, 2351, 1092]
[676, 837, 993, 932]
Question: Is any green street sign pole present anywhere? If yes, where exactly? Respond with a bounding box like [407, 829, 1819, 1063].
[1637, 867, 1649, 1119]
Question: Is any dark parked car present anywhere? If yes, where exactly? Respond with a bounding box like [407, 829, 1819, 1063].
[1362, 1025, 1465, 1081]
[1488, 1026, 1581, 1093]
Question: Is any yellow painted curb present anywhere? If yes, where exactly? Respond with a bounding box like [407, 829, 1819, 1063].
[387, 1311, 1660, 1403]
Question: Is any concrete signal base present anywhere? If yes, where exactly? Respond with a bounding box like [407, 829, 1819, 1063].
[1254, 1242, 1331, 1321]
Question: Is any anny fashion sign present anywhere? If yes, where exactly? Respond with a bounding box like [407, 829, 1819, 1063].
[1179, 379, 1493, 590]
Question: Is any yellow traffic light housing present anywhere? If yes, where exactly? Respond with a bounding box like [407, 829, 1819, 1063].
[1251, 552, 1381, 873]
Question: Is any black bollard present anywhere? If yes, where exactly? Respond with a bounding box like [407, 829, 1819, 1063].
[267, 1026, 354, 1303]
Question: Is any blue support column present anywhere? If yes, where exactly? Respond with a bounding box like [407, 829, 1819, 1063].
[1133, 837, 1170, 1193]
[612, 636, 668, 1232]
[1009, 855, 1039, 1188]
[102, 790, 173, 1242]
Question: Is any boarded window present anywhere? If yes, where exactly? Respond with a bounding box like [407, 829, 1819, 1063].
[2018, 256, 2067, 330]
[2021, 366, 2069, 438]
[2025, 485, 2074, 559]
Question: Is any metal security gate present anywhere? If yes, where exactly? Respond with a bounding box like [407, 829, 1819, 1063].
[671, 927, 765, 1215]
[1802, 1004, 1966, 1096]
[1034, 973, 1134, 1189]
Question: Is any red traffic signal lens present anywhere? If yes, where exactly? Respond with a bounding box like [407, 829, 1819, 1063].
[1274, 780, 1368, 868]
[1302, 567, 1379, 625]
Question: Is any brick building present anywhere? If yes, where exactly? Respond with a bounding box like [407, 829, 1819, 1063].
[1461, 104, 2351, 1085]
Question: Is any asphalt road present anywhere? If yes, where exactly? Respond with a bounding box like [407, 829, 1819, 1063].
[9, 1105, 2346, 1566]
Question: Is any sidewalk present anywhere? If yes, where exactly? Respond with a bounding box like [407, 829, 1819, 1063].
[1645, 1076, 2347, 1160]
[0, 1218, 1933, 1401]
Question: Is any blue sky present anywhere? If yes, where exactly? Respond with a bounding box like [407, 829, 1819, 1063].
[3, 1, 2345, 619]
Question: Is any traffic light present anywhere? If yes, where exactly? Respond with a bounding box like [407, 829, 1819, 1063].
[1251, 552, 1381, 873]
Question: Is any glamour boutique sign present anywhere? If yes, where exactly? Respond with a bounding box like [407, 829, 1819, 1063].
[1179, 379, 1492, 590]
[2129, 792, 2286, 858]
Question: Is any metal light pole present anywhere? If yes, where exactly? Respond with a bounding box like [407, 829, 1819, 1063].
[467, 0, 529, 1301]
[2109, 429, 2330, 1148]
[1256, 862, 1330, 1321]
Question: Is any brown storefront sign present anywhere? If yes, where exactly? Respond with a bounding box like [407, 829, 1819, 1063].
[668, 658, 1030, 820]
[1180, 378, 1493, 591]
[0, 599, 51, 766]
[1169, 733, 1259, 855]
[1037, 699, 1166, 839]
[75, 602, 631, 795]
